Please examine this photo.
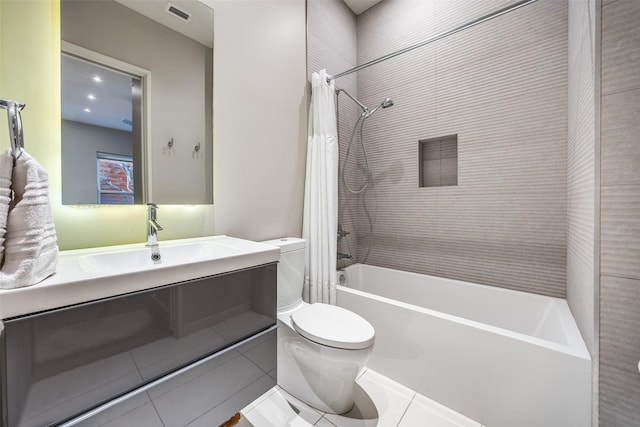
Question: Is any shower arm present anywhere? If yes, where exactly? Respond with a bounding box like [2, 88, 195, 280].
[336, 88, 368, 116]
[367, 101, 386, 117]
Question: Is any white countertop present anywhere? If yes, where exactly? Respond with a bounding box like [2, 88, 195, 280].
[0, 236, 280, 319]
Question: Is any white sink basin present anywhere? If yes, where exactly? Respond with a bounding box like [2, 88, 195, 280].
[0, 235, 281, 320]
[78, 241, 243, 274]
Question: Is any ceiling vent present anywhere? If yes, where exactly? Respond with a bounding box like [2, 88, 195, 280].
[165, 3, 191, 22]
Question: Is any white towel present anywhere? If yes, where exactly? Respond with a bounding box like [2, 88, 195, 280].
[0, 149, 12, 268]
[0, 151, 58, 288]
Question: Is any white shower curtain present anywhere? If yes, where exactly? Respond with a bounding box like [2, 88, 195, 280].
[302, 69, 338, 305]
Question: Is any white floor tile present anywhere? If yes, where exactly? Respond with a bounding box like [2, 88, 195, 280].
[244, 388, 323, 427]
[234, 416, 256, 427]
[398, 394, 481, 427]
[241, 386, 278, 414]
[324, 369, 415, 427]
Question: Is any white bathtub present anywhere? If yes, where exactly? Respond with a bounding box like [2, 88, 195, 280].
[337, 264, 591, 427]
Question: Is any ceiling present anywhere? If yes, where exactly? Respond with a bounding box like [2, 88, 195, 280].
[115, 0, 214, 48]
[343, 0, 384, 15]
[61, 55, 135, 132]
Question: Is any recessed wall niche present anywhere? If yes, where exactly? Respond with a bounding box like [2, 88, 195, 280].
[419, 134, 458, 187]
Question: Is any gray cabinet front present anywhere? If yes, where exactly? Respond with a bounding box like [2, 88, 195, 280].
[0, 263, 276, 427]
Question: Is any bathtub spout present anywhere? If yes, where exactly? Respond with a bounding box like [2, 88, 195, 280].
[337, 252, 353, 260]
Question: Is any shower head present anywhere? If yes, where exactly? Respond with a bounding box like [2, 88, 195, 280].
[367, 97, 394, 117]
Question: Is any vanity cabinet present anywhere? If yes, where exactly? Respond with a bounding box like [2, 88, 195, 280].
[0, 263, 277, 427]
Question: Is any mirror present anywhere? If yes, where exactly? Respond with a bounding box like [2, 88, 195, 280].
[61, 0, 214, 205]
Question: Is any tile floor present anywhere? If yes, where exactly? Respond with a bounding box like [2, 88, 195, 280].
[239, 369, 484, 427]
[69, 363, 483, 427]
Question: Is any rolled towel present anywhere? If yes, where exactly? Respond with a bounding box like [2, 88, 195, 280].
[0, 151, 58, 288]
[0, 149, 12, 267]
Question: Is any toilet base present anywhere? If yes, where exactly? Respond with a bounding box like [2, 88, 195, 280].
[277, 316, 372, 414]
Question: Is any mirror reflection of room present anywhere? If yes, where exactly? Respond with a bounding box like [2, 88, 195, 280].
[60, 0, 214, 205]
[62, 54, 143, 204]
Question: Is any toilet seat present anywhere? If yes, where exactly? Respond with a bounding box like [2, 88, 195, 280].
[291, 303, 375, 350]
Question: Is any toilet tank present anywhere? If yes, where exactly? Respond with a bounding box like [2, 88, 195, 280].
[262, 238, 305, 310]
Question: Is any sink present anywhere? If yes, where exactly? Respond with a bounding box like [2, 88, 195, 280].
[0, 235, 281, 320]
[78, 241, 243, 274]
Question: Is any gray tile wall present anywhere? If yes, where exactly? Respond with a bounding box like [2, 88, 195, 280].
[349, 0, 568, 297]
[420, 135, 458, 187]
[600, 1, 640, 424]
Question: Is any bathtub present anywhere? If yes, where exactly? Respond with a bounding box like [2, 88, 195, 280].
[337, 264, 591, 427]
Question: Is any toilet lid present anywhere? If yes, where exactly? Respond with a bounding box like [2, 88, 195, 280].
[291, 304, 375, 350]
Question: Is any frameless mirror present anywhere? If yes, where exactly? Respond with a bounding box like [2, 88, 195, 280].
[61, 0, 214, 205]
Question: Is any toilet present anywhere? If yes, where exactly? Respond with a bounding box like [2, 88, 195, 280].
[263, 237, 375, 414]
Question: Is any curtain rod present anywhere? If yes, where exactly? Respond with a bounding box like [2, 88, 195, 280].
[327, 0, 538, 83]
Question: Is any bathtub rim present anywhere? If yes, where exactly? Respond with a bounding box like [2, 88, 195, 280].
[337, 264, 590, 360]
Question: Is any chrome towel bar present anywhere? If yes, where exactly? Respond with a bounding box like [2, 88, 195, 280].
[0, 97, 26, 159]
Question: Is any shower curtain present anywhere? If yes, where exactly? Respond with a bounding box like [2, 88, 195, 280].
[302, 69, 338, 305]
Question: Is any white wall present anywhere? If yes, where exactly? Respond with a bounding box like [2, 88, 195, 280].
[0, 0, 307, 250]
[207, 0, 308, 241]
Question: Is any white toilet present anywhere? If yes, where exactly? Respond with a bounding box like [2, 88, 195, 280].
[263, 237, 375, 414]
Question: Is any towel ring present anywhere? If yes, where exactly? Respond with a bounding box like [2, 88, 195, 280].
[0, 97, 26, 159]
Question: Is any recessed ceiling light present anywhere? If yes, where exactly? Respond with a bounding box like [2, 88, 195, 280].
[84, 108, 91, 113]
[87, 94, 96, 100]
[92, 76, 102, 83]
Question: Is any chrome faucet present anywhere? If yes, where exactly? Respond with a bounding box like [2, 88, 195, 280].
[146, 203, 163, 260]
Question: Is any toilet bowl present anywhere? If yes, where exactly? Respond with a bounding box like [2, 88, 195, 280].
[263, 238, 375, 414]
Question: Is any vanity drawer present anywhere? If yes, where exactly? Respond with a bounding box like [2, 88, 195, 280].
[0, 263, 276, 427]
[68, 327, 277, 427]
